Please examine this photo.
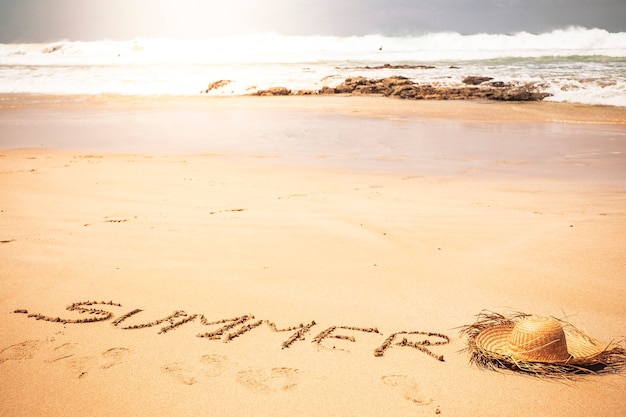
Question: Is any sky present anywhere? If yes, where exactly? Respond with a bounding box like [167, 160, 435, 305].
[0, 0, 625, 42]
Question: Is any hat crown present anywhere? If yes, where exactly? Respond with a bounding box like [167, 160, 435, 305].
[508, 316, 570, 362]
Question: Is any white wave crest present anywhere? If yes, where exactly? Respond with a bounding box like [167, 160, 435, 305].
[1, 27, 625, 66]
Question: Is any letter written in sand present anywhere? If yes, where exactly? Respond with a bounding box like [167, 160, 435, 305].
[14, 300, 121, 324]
[265, 320, 318, 349]
[111, 309, 194, 332]
[312, 326, 381, 352]
[374, 331, 450, 361]
[197, 315, 261, 342]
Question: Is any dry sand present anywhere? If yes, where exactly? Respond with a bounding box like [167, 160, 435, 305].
[1, 96, 625, 416]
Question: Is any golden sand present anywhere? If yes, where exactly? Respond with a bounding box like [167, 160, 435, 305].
[1, 96, 625, 416]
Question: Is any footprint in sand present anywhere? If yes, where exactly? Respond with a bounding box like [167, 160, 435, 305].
[0, 339, 129, 371]
[162, 362, 199, 385]
[66, 356, 100, 379]
[100, 347, 132, 369]
[44, 342, 79, 363]
[163, 354, 230, 385]
[235, 367, 301, 394]
[381, 375, 433, 405]
[200, 354, 229, 377]
[0, 340, 47, 364]
[60, 346, 132, 379]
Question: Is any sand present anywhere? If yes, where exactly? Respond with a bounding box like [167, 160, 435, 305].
[0, 95, 625, 416]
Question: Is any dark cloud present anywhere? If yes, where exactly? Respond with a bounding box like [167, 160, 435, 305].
[0, 0, 624, 42]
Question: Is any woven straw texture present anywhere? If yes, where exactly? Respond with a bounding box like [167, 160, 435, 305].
[474, 315, 602, 363]
[460, 311, 626, 378]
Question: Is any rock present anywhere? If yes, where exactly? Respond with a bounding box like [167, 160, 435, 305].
[253, 87, 291, 96]
[334, 77, 369, 93]
[203, 80, 231, 93]
[491, 86, 551, 101]
[332, 76, 415, 96]
[462, 76, 494, 85]
[268, 87, 291, 96]
[381, 76, 412, 89]
[294, 90, 317, 95]
[320, 86, 337, 95]
[353, 84, 382, 95]
[338, 63, 436, 70]
[389, 84, 419, 98]
[246, 76, 550, 102]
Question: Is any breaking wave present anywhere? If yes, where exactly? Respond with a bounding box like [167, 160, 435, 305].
[2, 27, 624, 65]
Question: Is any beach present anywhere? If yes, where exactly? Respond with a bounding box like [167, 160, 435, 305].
[1, 96, 625, 416]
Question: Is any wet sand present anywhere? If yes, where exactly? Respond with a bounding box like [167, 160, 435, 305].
[1, 96, 625, 417]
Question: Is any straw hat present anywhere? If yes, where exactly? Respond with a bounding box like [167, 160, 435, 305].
[460, 311, 626, 376]
[474, 315, 605, 364]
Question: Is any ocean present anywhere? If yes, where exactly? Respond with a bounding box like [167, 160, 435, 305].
[1, 27, 625, 106]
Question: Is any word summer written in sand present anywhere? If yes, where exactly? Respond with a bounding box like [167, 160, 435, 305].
[14, 300, 451, 361]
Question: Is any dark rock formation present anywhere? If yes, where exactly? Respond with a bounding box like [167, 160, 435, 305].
[245, 76, 551, 101]
[338, 63, 436, 70]
[203, 79, 231, 93]
[318, 76, 550, 101]
[253, 86, 292, 96]
[462, 76, 494, 85]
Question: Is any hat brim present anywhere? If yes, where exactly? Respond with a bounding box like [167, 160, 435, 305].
[460, 311, 626, 377]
